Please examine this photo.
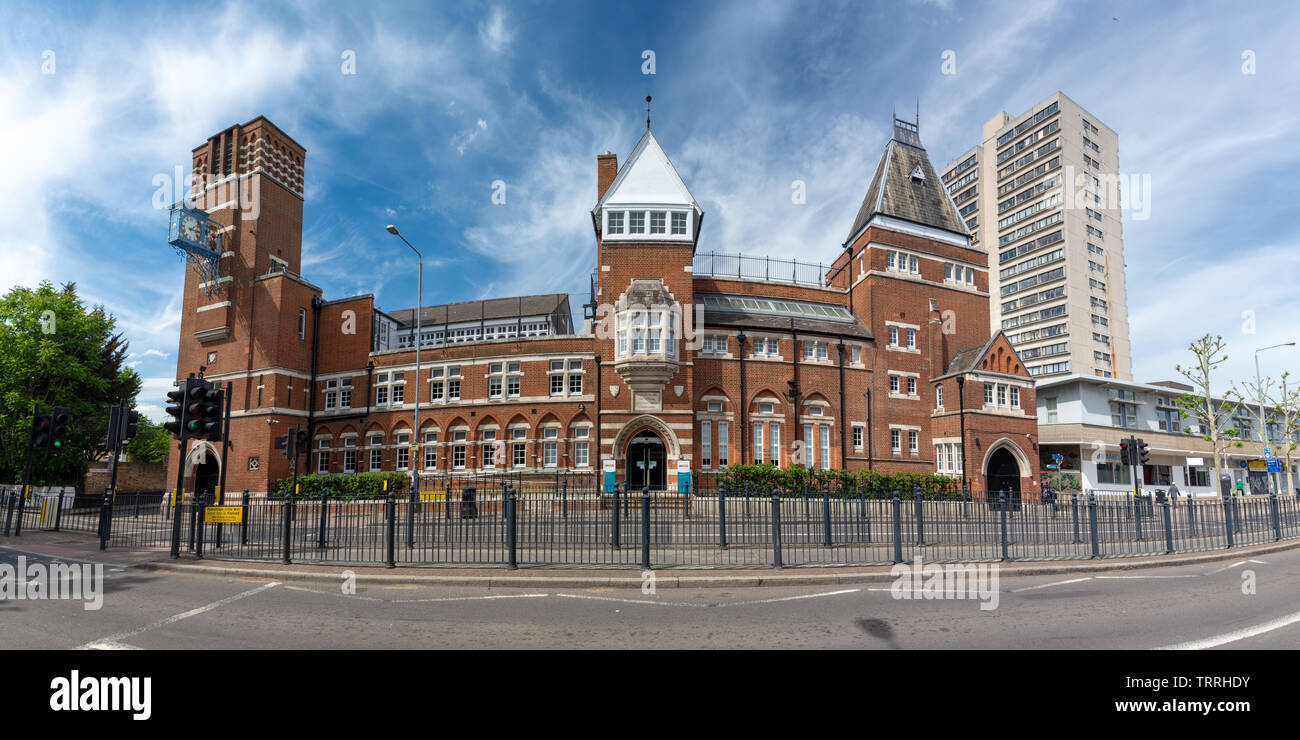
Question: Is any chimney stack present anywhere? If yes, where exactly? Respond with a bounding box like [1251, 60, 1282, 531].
[596, 151, 618, 201]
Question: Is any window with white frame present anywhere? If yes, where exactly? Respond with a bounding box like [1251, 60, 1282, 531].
[447, 366, 461, 401]
[573, 427, 590, 467]
[550, 360, 565, 396]
[629, 211, 645, 233]
[819, 425, 830, 469]
[512, 428, 527, 467]
[852, 425, 863, 449]
[907, 377, 917, 395]
[650, 211, 666, 234]
[607, 210, 624, 234]
[891, 429, 901, 453]
[752, 422, 764, 465]
[324, 379, 338, 410]
[339, 378, 352, 409]
[543, 428, 558, 467]
[769, 424, 780, 465]
[671, 212, 687, 235]
[423, 431, 438, 470]
[429, 368, 444, 401]
[890, 375, 900, 394]
[489, 363, 504, 399]
[368, 433, 383, 471]
[936, 386, 944, 409]
[889, 326, 899, 346]
[481, 430, 497, 468]
[374, 373, 389, 406]
[701, 420, 712, 468]
[343, 437, 357, 473]
[717, 422, 729, 467]
[506, 362, 521, 397]
[908, 430, 918, 454]
[317, 439, 330, 473]
[395, 433, 409, 470]
[851, 346, 861, 364]
[803, 424, 814, 466]
[452, 430, 466, 469]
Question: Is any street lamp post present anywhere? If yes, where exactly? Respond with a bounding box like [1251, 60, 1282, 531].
[1255, 341, 1295, 495]
[386, 225, 422, 501]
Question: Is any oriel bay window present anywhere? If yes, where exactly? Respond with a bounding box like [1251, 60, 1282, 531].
[616, 305, 677, 358]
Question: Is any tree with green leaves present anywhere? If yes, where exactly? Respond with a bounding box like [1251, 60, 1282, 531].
[0, 281, 141, 486]
[1264, 372, 1300, 494]
[125, 417, 172, 464]
[1174, 334, 1243, 496]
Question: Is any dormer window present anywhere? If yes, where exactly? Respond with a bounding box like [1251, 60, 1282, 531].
[602, 208, 693, 240]
[607, 211, 624, 234]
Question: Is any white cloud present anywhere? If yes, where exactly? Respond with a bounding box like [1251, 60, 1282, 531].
[479, 7, 515, 53]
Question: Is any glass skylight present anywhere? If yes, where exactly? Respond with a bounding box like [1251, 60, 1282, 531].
[697, 293, 855, 322]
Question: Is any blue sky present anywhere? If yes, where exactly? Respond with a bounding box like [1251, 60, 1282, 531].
[3, 0, 1299, 419]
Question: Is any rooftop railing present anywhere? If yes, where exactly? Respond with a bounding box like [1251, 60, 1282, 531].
[692, 251, 837, 288]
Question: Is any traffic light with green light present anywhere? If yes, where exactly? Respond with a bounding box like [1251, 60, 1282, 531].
[49, 407, 69, 453]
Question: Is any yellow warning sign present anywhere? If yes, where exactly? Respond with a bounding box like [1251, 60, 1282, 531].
[418, 491, 447, 501]
[204, 506, 243, 523]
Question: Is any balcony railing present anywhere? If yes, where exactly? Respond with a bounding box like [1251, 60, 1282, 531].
[692, 251, 834, 288]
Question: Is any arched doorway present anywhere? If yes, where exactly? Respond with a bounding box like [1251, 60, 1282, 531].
[985, 447, 1021, 505]
[625, 430, 666, 490]
[193, 453, 220, 503]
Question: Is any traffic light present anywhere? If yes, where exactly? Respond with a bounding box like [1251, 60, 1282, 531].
[295, 428, 309, 453]
[163, 383, 188, 439]
[31, 413, 53, 450]
[276, 426, 296, 459]
[1119, 437, 1133, 466]
[123, 409, 139, 441]
[186, 380, 223, 442]
[1137, 438, 1150, 466]
[49, 407, 70, 453]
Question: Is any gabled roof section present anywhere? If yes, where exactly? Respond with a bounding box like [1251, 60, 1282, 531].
[940, 331, 1030, 379]
[845, 117, 969, 243]
[593, 129, 701, 214]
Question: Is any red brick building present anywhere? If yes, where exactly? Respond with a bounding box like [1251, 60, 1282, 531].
[165, 115, 1039, 499]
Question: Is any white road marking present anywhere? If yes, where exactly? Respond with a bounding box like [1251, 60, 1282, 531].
[1094, 574, 1200, 579]
[554, 588, 861, 609]
[1156, 610, 1300, 650]
[1205, 559, 1267, 575]
[83, 640, 142, 650]
[1011, 577, 1092, 593]
[75, 581, 280, 650]
[281, 585, 550, 604]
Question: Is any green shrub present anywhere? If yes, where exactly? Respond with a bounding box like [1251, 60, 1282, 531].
[269, 472, 410, 500]
[711, 465, 962, 499]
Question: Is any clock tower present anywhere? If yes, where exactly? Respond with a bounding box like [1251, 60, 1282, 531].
[167, 117, 319, 498]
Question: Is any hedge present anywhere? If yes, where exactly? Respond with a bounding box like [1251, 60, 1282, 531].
[269, 472, 410, 500]
[709, 464, 963, 499]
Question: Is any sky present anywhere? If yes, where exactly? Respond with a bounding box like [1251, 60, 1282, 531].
[3, 0, 1299, 420]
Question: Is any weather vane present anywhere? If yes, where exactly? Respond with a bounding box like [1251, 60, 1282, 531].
[646, 95, 652, 130]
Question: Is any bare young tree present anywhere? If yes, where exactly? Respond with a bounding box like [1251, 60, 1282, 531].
[1175, 334, 1244, 495]
[1266, 372, 1300, 494]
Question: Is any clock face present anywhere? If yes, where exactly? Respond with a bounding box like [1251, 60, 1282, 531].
[181, 215, 200, 242]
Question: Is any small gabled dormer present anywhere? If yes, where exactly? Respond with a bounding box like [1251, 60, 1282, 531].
[593, 129, 703, 245]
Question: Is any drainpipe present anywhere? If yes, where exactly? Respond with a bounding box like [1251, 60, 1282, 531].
[306, 295, 322, 440]
[956, 376, 968, 493]
[789, 321, 802, 456]
[866, 386, 874, 471]
[837, 337, 847, 467]
[737, 332, 747, 465]
[595, 354, 602, 467]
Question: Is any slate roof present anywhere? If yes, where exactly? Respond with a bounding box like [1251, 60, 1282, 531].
[387, 294, 569, 329]
[845, 118, 969, 243]
[941, 332, 1003, 378]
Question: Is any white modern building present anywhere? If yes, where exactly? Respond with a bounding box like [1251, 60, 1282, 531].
[941, 91, 1133, 381]
[1035, 374, 1300, 497]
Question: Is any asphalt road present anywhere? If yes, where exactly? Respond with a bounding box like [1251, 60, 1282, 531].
[1, 546, 1297, 649]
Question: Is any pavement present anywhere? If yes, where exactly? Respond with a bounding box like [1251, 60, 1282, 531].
[2, 527, 1298, 588]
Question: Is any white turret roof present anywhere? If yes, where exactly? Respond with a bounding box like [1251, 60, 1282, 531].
[593, 129, 701, 214]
